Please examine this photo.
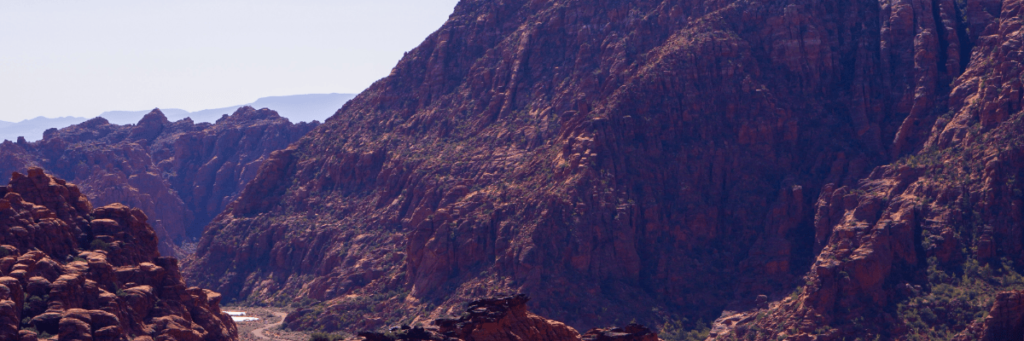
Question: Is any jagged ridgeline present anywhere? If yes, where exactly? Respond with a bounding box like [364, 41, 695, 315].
[0, 107, 317, 257]
[178, 0, 1022, 340]
[0, 168, 237, 341]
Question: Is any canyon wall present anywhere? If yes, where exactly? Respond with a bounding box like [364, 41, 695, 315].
[184, 0, 1022, 338]
[0, 107, 317, 256]
[180, 0, 1011, 331]
[715, 0, 1024, 337]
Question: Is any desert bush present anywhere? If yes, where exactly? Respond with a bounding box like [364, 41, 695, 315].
[309, 332, 345, 341]
[659, 318, 710, 341]
[90, 239, 110, 251]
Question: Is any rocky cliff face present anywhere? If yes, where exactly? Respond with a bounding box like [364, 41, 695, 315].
[0, 107, 317, 256]
[184, 0, 1021, 338]
[0, 168, 237, 341]
[709, 0, 1024, 338]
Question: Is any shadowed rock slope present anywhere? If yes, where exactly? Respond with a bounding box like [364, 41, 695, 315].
[710, 0, 1024, 339]
[185, 0, 1020, 337]
[0, 107, 317, 256]
[0, 168, 237, 341]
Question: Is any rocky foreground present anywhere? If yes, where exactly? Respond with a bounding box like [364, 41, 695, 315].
[0, 107, 317, 256]
[0, 168, 237, 341]
[355, 295, 659, 341]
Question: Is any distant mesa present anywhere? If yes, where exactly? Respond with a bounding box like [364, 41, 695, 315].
[0, 93, 355, 142]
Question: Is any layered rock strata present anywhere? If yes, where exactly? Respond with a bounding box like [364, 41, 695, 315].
[0, 167, 237, 341]
[182, 0, 1023, 335]
[0, 107, 317, 256]
[711, 0, 1024, 338]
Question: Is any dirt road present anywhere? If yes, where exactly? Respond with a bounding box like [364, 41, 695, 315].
[252, 311, 289, 340]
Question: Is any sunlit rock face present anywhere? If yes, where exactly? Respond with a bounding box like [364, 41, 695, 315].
[185, 0, 1022, 338]
[0, 168, 238, 341]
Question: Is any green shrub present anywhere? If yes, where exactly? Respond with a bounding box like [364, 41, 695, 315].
[89, 239, 110, 251]
[659, 318, 711, 341]
[898, 257, 1024, 338]
[309, 332, 346, 341]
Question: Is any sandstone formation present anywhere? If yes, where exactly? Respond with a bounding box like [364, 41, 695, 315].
[354, 295, 659, 341]
[952, 291, 1024, 341]
[0, 168, 237, 341]
[183, 0, 1024, 336]
[708, 0, 1024, 338]
[0, 107, 317, 256]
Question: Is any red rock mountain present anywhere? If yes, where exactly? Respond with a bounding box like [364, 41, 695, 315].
[706, 0, 1024, 338]
[0, 168, 237, 341]
[0, 107, 317, 256]
[183, 0, 1022, 338]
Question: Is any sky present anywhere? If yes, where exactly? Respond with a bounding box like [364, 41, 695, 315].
[0, 0, 460, 122]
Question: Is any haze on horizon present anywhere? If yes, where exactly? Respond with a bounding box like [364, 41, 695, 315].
[0, 0, 460, 122]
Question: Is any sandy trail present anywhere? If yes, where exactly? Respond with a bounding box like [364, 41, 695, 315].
[252, 311, 289, 340]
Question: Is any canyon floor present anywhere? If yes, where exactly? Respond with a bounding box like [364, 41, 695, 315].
[228, 306, 324, 341]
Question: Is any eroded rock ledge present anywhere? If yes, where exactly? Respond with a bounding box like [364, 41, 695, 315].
[357, 295, 659, 341]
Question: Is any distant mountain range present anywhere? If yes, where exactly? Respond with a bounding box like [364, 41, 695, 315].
[0, 116, 105, 143]
[0, 93, 355, 142]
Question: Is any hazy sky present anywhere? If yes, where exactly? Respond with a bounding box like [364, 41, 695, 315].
[0, 0, 460, 121]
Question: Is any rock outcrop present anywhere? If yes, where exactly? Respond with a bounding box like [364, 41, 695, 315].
[354, 295, 658, 341]
[0, 168, 237, 341]
[0, 107, 317, 256]
[581, 324, 660, 341]
[952, 291, 1024, 341]
[182, 0, 1023, 335]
